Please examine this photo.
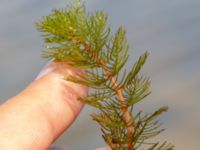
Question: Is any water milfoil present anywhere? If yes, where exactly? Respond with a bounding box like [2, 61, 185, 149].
[36, 1, 174, 150]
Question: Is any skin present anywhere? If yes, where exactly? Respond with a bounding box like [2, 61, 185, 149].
[0, 61, 110, 150]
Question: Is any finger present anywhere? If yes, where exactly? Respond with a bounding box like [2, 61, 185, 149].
[0, 61, 88, 150]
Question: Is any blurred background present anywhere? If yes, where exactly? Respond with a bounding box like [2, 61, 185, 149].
[0, 0, 200, 149]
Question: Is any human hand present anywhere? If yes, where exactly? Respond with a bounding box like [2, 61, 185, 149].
[0, 61, 111, 150]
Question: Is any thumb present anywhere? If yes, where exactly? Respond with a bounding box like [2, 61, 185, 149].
[0, 61, 88, 150]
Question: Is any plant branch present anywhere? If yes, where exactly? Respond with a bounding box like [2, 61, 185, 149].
[74, 35, 135, 150]
[36, 2, 174, 149]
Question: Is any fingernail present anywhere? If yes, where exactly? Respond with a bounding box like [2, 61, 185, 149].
[35, 60, 54, 80]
